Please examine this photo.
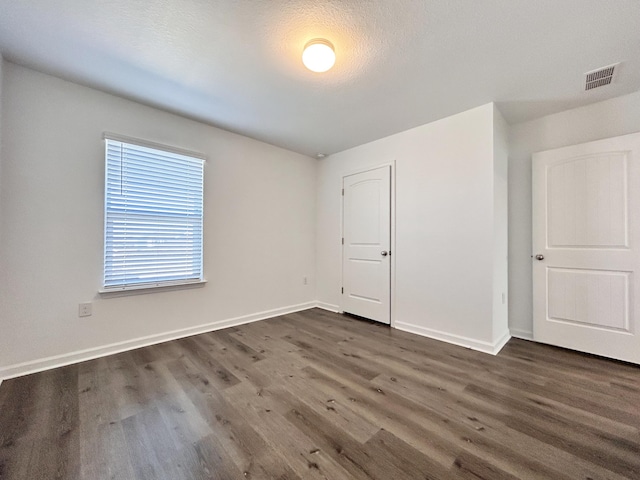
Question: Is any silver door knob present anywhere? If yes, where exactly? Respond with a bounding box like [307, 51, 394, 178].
[381, 251, 388, 256]
[535, 254, 544, 261]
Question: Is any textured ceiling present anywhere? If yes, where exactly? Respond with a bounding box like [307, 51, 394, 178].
[0, 1, 639, 156]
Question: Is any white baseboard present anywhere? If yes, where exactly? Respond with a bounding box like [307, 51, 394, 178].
[395, 321, 512, 355]
[315, 302, 341, 313]
[492, 330, 512, 354]
[510, 328, 534, 341]
[0, 301, 316, 381]
[0, 302, 523, 382]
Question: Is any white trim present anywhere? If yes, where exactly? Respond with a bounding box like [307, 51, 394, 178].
[340, 161, 396, 326]
[316, 302, 341, 313]
[510, 328, 534, 340]
[395, 321, 512, 355]
[0, 302, 520, 382]
[343, 163, 393, 178]
[0, 302, 316, 381]
[389, 161, 397, 328]
[99, 280, 207, 296]
[492, 330, 512, 354]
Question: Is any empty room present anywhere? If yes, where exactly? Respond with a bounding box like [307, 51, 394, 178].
[1, 1, 639, 479]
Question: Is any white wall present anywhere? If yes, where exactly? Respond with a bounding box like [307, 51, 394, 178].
[508, 90, 640, 338]
[0, 62, 317, 376]
[0, 55, 2, 389]
[7, 59, 636, 377]
[316, 104, 508, 352]
[0, 54, 3, 258]
[493, 106, 509, 343]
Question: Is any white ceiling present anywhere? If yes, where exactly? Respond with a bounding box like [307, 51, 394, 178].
[0, 1, 639, 157]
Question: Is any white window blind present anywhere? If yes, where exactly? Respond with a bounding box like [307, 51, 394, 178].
[104, 138, 204, 290]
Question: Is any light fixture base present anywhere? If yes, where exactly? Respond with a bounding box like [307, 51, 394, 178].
[302, 39, 336, 73]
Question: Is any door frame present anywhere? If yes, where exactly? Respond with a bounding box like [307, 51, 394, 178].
[340, 161, 397, 327]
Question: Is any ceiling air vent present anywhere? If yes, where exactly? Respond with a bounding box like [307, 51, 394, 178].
[584, 64, 618, 91]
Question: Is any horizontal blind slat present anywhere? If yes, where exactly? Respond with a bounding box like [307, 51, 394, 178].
[104, 138, 204, 289]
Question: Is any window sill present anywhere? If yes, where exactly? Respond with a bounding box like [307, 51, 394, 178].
[99, 280, 207, 297]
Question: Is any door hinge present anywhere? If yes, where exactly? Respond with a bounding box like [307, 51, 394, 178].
[342, 237, 344, 245]
[342, 188, 344, 196]
[341, 287, 344, 294]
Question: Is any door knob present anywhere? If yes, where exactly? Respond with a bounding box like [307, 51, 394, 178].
[381, 251, 388, 256]
[535, 254, 544, 261]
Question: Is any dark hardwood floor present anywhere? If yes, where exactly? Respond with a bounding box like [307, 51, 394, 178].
[1, 308, 639, 479]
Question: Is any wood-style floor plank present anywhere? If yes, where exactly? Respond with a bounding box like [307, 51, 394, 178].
[1, 308, 640, 479]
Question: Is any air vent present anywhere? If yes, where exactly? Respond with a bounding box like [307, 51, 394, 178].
[584, 64, 618, 91]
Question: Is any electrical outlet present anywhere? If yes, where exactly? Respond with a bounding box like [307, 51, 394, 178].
[303, 276, 308, 285]
[79, 302, 92, 317]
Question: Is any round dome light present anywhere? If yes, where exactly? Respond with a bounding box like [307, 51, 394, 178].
[302, 39, 336, 73]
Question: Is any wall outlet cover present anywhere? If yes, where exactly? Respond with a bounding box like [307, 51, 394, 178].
[79, 302, 92, 317]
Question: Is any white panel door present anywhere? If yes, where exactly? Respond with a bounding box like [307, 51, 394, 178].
[342, 166, 391, 324]
[533, 132, 640, 364]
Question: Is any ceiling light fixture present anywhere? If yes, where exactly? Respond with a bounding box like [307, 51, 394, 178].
[302, 39, 335, 73]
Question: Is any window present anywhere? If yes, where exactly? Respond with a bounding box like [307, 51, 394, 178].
[103, 136, 205, 291]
